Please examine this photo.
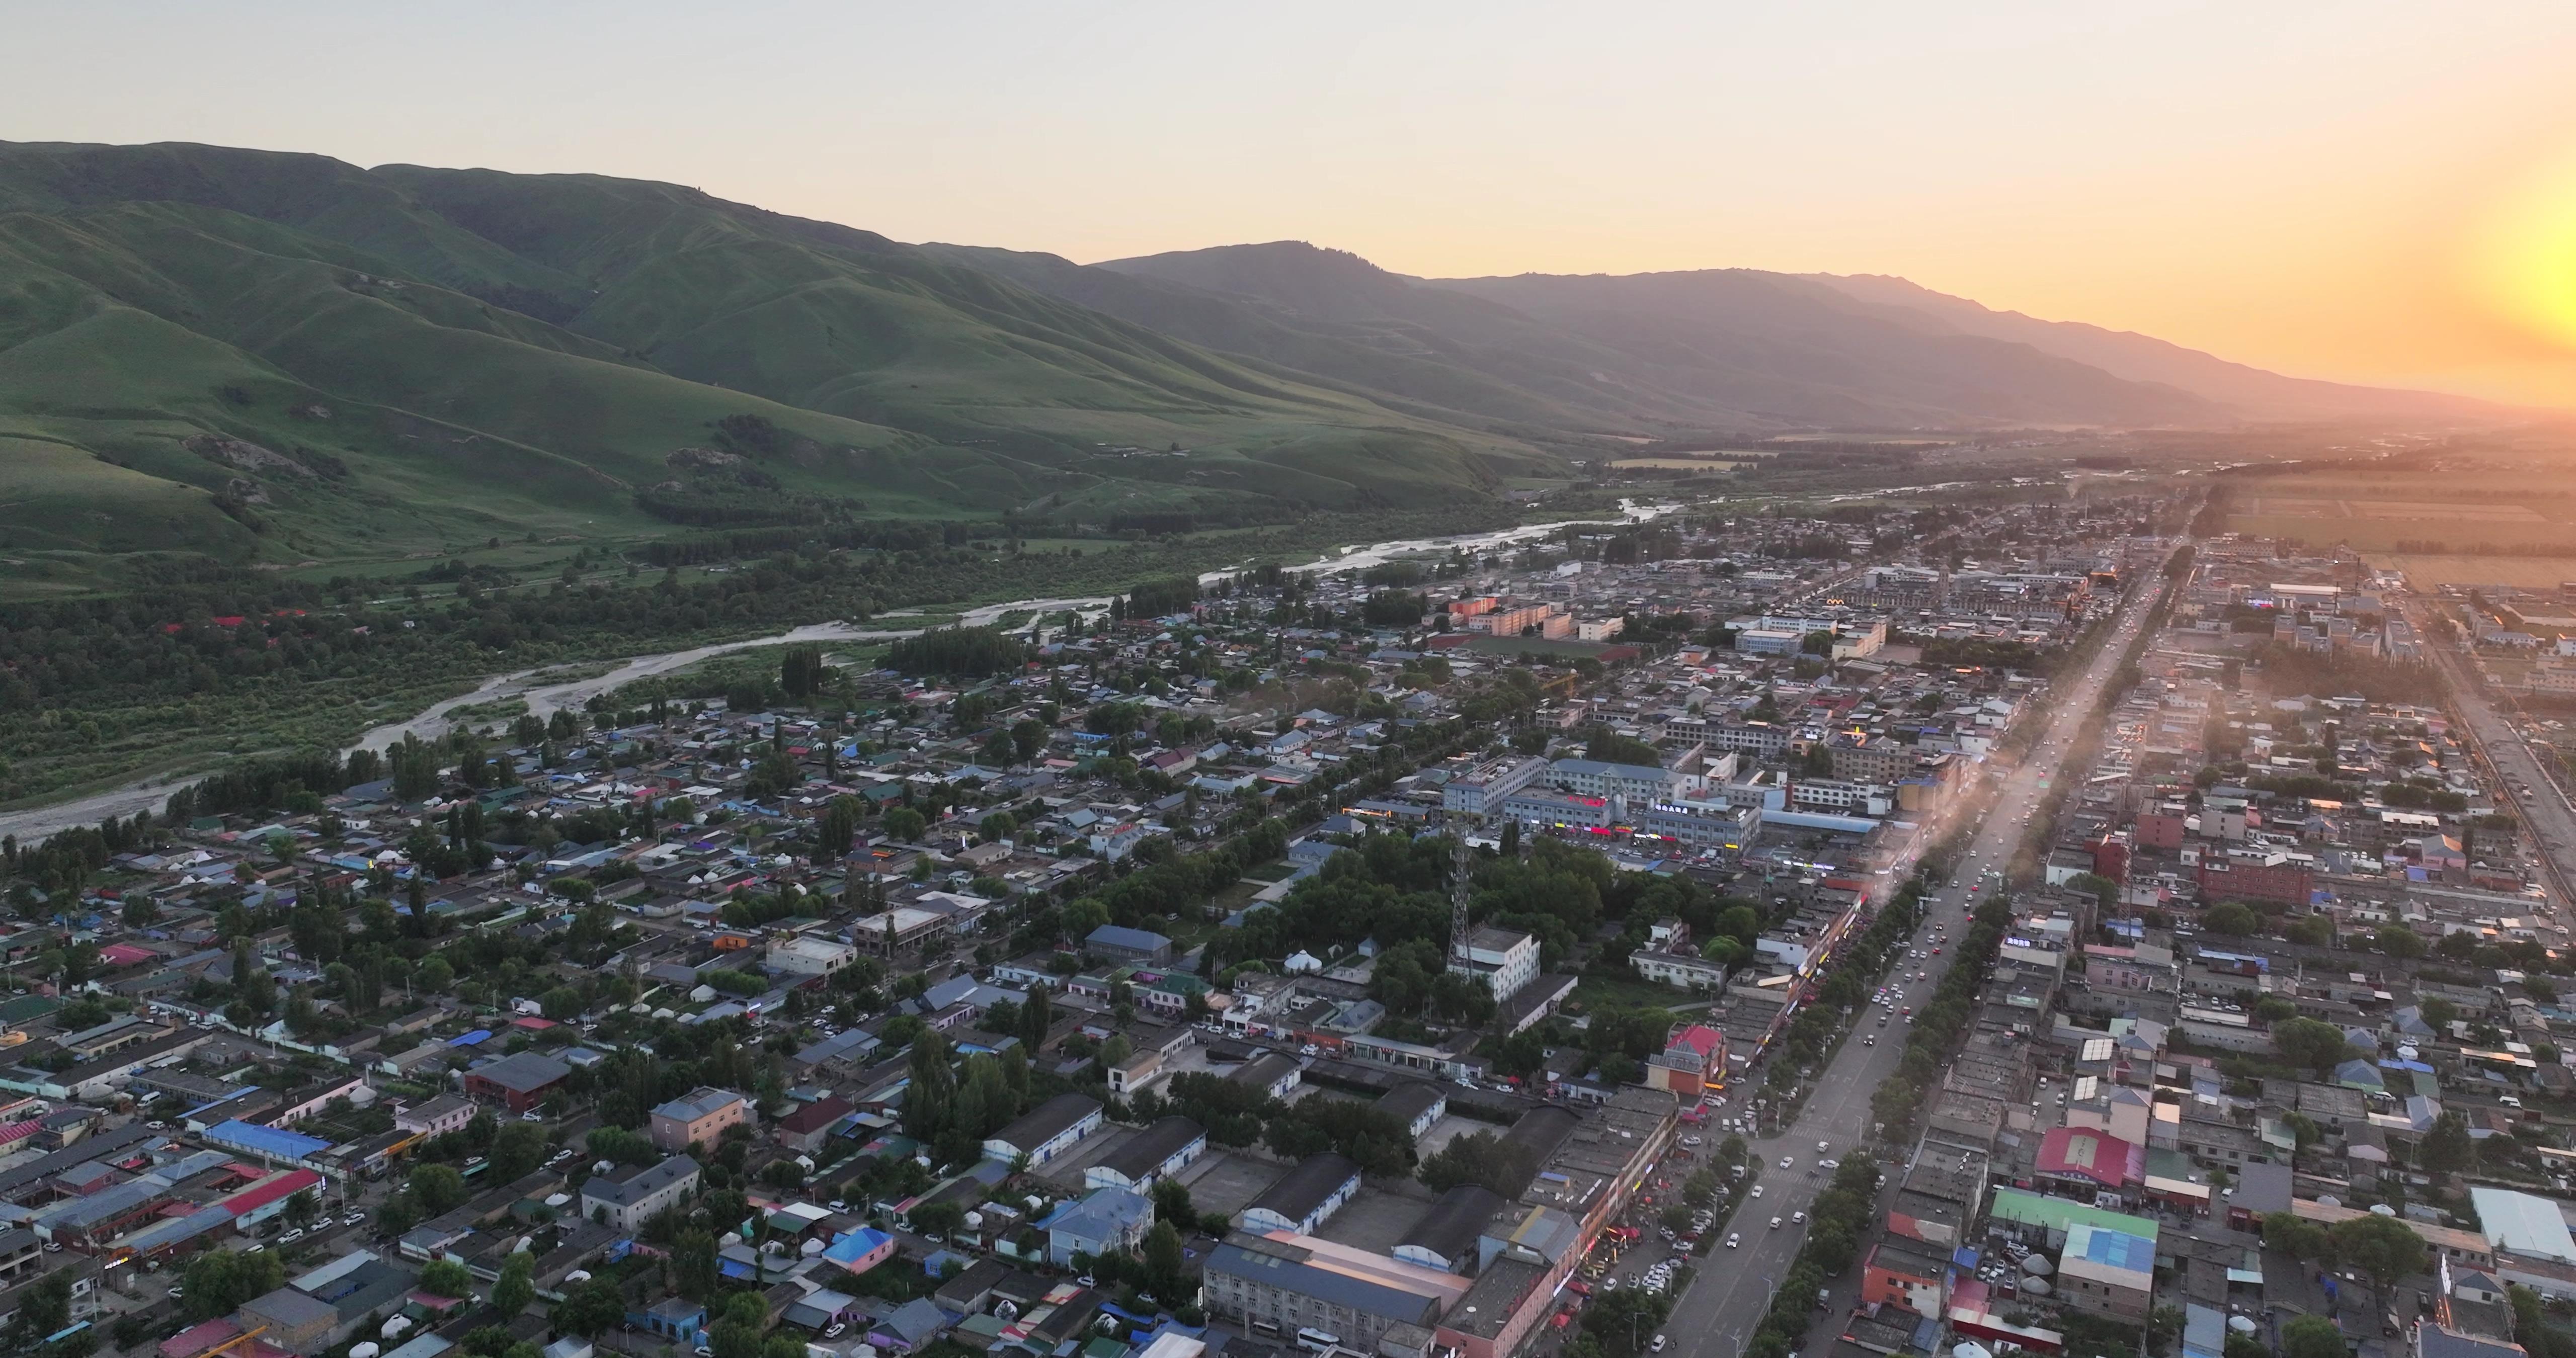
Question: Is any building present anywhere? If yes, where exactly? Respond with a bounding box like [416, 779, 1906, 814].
[1630, 942, 1730, 992]
[1085, 1117, 1208, 1193]
[581, 1155, 701, 1231]
[1394, 1185, 1502, 1274]
[460, 1051, 571, 1114]
[394, 1094, 475, 1139]
[651, 1088, 753, 1153]
[1233, 1053, 1303, 1101]
[766, 935, 857, 978]
[1242, 1154, 1363, 1236]
[1039, 1187, 1153, 1266]
[2057, 1221, 2157, 1320]
[984, 1093, 1103, 1167]
[1441, 757, 1546, 814]
[239, 1286, 341, 1354]
[1643, 1024, 1726, 1100]
[1447, 926, 1540, 1003]
[1085, 925, 1174, 966]
[1202, 1231, 1450, 1351]
[1377, 1083, 1449, 1142]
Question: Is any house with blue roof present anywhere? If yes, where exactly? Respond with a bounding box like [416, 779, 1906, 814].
[1038, 1186, 1152, 1266]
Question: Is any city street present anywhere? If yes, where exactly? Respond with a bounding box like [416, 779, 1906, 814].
[1659, 569, 2171, 1358]
[2407, 607, 2576, 919]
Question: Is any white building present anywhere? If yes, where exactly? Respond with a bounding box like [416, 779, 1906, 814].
[1448, 925, 1541, 1003]
[766, 934, 857, 978]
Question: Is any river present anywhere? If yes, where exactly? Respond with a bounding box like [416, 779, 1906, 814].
[0, 499, 1677, 843]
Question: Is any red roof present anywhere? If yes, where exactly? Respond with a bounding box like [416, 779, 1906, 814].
[219, 1168, 323, 1217]
[98, 944, 157, 967]
[2035, 1127, 2144, 1188]
[509, 1016, 558, 1031]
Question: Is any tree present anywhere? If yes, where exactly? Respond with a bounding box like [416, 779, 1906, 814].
[883, 807, 927, 841]
[411, 1163, 469, 1215]
[2262, 1212, 2330, 1263]
[2373, 925, 2425, 959]
[2203, 902, 2260, 936]
[491, 1253, 535, 1316]
[2330, 1213, 2429, 1312]
[2280, 1315, 2346, 1358]
[2421, 997, 2460, 1030]
[284, 1188, 319, 1228]
[553, 1277, 628, 1337]
[1143, 1219, 1186, 1295]
[2422, 1112, 2476, 1174]
[491, 1120, 549, 1182]
[418, 1258, 474, 1300]
[2271, 1017, 2352, 1076]
[671, 1229, 719, 1301]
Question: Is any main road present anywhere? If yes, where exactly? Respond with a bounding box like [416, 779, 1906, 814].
[2402, 599, 2576, 933]
[1659, 565, 2171, 1358]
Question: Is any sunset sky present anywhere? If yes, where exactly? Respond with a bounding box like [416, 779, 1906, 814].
[14, 2, 2576, 405]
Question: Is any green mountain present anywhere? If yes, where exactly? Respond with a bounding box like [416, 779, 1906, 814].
[0, 142, 1547, 588]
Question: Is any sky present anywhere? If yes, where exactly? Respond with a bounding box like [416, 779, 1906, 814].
[12, 2, 2576, 406]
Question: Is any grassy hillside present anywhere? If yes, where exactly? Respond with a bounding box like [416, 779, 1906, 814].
[1102, 241, 2224, 429]
[0, 142, 1551, 595]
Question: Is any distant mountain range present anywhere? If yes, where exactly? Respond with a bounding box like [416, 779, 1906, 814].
[0, 141, 2501, 578]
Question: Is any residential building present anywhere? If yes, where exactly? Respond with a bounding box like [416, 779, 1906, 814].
[582, 1155, 701, 1232]
[460, 1051, 571, 1114]
[1447, 926, 1540, 1003]
[651, 1088, 753, 1153]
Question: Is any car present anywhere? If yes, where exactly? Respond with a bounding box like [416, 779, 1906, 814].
[1749, 1184, 1763, 1198]
[1770, 1216, 1784, 1229]
[830, 1200, 849, 1213]
[1652, 1337, 1667, 1353]
[246, 1243, 265, 1253]
[1780, 1156, 1794, 1169]
[1863, 1035, 1876, 1046]
[343, 1212, 366, 1227]
[1680, 1135, 1702, 1147]
[520, 1110, 544, 1122]
[695, 1347, 714, 1358]
[1931, 947, 1941, 955]
[42, 1241, 61, 1253]
[1820, 1158, 1838, 1169]
[1077, 1276, 1097, 1288]
[1568, 1281, 1592, 1297]
[280, 1228, 305, 1243]
[1817, 1141, 1829, 1153]
[825, 1325, 848, 1340]
[1726, 1233, 1741, 1248]
[1792, 1210, 1807, 1224]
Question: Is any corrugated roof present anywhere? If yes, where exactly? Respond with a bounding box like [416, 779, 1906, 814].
[2470, 1186, 2576, 1264]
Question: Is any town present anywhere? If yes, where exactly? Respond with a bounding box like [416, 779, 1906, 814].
[6, 485, 2576, 1358]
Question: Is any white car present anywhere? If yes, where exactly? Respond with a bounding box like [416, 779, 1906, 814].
[1726, 1233, 1741, 1248]
[1750, 1184, 1764, 1198]
[1780, 1156, 1795, 1169]
[280, 1228, 305, 1243]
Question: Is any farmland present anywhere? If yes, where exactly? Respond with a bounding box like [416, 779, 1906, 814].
[2380, 556, 2576, 590]
[2219, 469, 2576, 555]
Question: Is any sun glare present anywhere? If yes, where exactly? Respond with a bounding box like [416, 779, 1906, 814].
[2473, 144, 2576, 350]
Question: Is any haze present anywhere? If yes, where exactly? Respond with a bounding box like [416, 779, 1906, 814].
[12, 2, 2576, 405]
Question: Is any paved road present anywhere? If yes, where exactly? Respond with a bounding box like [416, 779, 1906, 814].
[2407, 608, 2576, 928]
[1660, 570, 2169, 1358]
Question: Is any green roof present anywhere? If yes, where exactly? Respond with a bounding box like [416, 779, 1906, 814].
[1988, 1186, 2159, 1246]
[0, 994, 59, 1024]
